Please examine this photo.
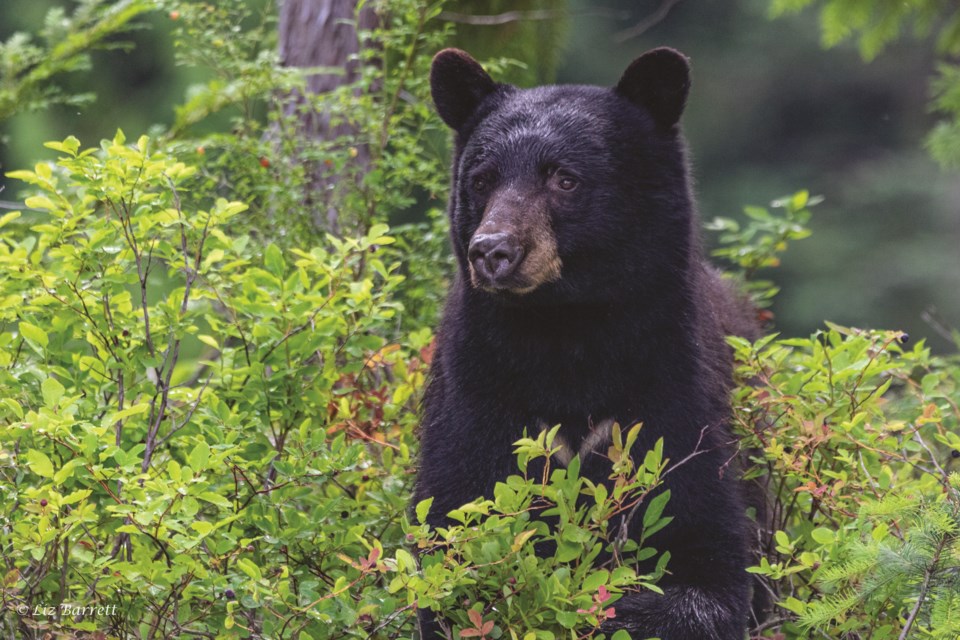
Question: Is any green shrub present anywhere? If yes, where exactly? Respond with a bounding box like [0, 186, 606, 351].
[0, 0, 153, 122]
[0, 133, 425, 638]
[2, 0, 960, 637]
[734, 319, 960, 638]
[394, 425, 671, 640]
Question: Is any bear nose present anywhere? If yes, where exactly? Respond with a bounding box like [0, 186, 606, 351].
[468, 232, 524, 284]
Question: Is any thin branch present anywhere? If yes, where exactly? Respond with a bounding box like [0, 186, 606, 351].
[613, 423, 713, 552]
[898, 530, 950, 640]
[921, 307, 958, 345]
[440, 8, 629, 26]
[613, 0, 682, 43]
[142, 178, 208, 476]
[439, 9, 561, 25]
[155, 373, 213, 449]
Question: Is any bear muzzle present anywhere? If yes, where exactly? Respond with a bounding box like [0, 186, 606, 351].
[468, 232, 526, 287]
[466, 190, 563, 294]
[466, 226, 563, 294]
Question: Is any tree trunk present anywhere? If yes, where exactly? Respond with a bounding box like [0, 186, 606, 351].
[278, 0, 378, 234]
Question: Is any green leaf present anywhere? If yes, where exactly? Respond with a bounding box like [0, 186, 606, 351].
[555, 610, 579, 628]
[0, 211, 21, 228]
[54, 459, 82, 484]
[191, 520, 214, 536]
[415, 497, 433, 524]
[236, 558, 262, 581]
[62, 489, 92, 505]
[25, 449, 54, 478]
[582, 570, 609, 592]
[0, 399, 23, 420]
[395, 548, 414, 572]
[366, 223, 395, 245]
[188, 441, 210, 470]
[197, 491, 231, 508]
[197, 334, 219, 350]
[780, 596, 807, 615]
[19, 321, 48, 348]
[102, 403, 150, 428]
[41, 377, 65, 408]
[643, 490, 671, 529]
[24, 195, 57, 211]
[264, 243, 285, 276]
[811, 527, 835, 546]
[556, 540, 580, 562]
[790, 190, 809, 210]
[44, 136, 80, 156]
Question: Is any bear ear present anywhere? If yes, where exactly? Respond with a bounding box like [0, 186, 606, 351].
[615, 47, 690, 131]
[431, 48, 498, 131]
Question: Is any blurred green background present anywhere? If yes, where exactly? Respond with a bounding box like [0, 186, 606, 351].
[2, 0, 958, 350]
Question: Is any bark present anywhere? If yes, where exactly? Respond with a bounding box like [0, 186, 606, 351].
[277, 0, 378, 233]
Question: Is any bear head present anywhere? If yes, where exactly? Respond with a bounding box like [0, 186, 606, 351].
[432, 47, 696, 306]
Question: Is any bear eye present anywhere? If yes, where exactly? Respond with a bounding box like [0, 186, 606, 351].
[471, 174, 494, 194]
[554, 174, 578, 192]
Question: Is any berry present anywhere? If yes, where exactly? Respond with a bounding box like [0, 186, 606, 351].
[224, 589, 236, 600]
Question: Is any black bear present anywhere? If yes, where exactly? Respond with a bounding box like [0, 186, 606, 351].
[414, 47, 760, 640]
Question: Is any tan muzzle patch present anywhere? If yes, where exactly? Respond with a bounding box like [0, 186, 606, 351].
[468, 189, 563, 294]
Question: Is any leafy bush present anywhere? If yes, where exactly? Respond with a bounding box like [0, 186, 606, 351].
[396, 425, 671, 640]
[707, 193, 960, 638]
[0, 132, 428, 638]
[2, 1, 960, 639]
[0, 0, 153, 122]
[735, 323, 960, 639]
[160, 0, 454, 244]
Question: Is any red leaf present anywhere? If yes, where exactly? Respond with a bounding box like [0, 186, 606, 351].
[597, 584, 611, 603]
[467, 609, 483, 627]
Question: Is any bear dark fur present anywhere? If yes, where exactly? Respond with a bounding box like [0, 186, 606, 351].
[414, 47, 760, 640]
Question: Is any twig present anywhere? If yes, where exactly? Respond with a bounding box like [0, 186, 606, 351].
[362, 602, 417, 639]
[613, 0, 682, 43]
[614, 423, 713, 551]
[921, 307, 958, 345]
[439, 8, 629, 26]
[155, 373, 213, 449]
[750, 615, 795, 634]
[898, 531, 950, 640]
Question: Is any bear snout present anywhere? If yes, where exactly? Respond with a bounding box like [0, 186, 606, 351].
[467, 232, 525, 286]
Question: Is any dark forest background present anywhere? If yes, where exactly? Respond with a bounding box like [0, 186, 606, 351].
[2, 0, 958, 350]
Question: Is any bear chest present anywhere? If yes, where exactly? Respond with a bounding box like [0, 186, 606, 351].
[536, 417, 616, 467]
